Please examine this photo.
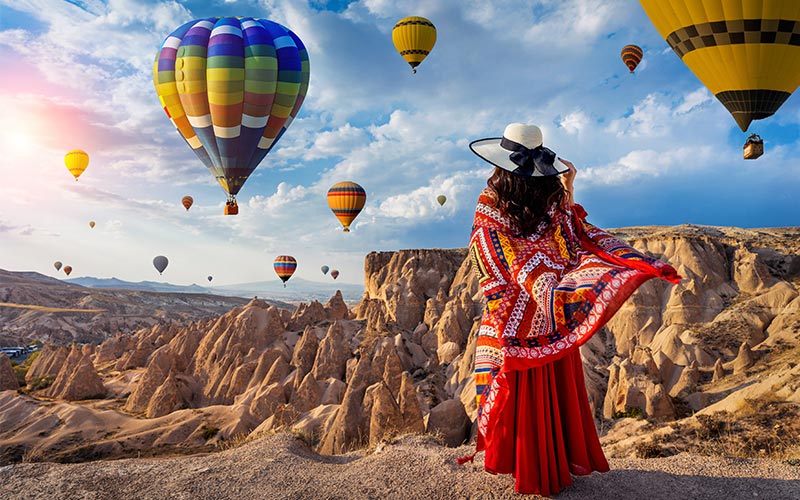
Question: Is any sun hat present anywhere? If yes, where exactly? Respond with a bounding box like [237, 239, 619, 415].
[469, 123, 569, 177]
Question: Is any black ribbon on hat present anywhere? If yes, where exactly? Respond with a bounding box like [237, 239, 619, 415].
[501, 137, 561, 177]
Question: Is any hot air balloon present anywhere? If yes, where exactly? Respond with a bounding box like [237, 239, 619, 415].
[154, 18, 310, 215]
[392, 16, 436, 74]
[89, 221, 95, 229]
[274, 255, 297, 287]
[153, 255, 169, 275]
[621, 44, 643, 73]
[182, 196, 194, 211]
[54, 261, 62, 271]
[321, 265, 329, 275]
[327, 181, 366, 232]
[436, 194, 446, 206]
[330, 270, 339, 280]
[639, 0, 800, 132]
[207, 275, 213, 282]
[63, 266, 72, 276]
[64, 150, 89, 181]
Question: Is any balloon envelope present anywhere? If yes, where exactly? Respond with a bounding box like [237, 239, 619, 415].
[182, 196, 194, 211]
[63, 265, 72, 276]
[64, 150, 89, 181]
[330, 270, 339, 280]
[639, 0, 800, 131]
[54, 261, 62, 271]
[327, 181, 366, 232]
[436, 194, 446, 206]
[89, 221, 95, 229]
[274, 255, 297, 285]
[392, 16, 436, 73]
[153, 255, 169, 275]
[153, 18, 310, 207]
[621, 44, 643, 73]
[321, 265, 329, 275]
[207, 275, 213, 282]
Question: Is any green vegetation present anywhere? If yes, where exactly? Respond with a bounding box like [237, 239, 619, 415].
[200, 425, 220, 440]
[612, 407, 644, 420]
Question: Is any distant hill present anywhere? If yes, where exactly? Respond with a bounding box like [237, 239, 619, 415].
[0, 270, 278, 346]
[66, 276, 364, 304]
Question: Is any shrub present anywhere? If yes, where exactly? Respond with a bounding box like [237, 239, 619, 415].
[612, 407, 644, 420]
[200, 425, 219, 440]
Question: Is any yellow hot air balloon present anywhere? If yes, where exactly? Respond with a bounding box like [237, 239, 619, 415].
[64, 150, 89, 181]
[392, 16, 436, 74]
[327, 182, 366, 232]
[639, 0, 800, 132]
[89, 221, 95, 229]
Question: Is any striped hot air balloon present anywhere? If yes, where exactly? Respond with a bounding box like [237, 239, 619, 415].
[154, 18, 310, 214]
[274, 255, 297, 287]
[181, 196, 194, 211]
[327, 181, 366, 232]
[392, 16, 436, 74]
[621, 44, 643, 73]
[64, 150, 89, 181]
[639, 0, 800, 131]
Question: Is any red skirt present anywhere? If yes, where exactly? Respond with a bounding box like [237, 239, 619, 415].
[482, 349, 609, 496]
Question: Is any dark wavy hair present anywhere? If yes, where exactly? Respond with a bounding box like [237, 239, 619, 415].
[486, 167, 567, 237]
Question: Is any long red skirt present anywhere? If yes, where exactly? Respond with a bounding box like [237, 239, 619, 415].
[482, 349, 609, 496]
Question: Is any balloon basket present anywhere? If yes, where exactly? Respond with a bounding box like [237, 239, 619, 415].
[224, 200, 239, 215]
[343, 227, 350, 232]
[743, 134, 763, 160]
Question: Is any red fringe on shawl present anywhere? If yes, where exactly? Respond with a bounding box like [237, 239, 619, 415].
[482, 349, 609, 496]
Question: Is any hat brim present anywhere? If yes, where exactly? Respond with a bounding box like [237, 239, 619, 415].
[469, 138, 569, 177]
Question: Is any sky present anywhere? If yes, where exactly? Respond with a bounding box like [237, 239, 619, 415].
[0, 0, 798, 287]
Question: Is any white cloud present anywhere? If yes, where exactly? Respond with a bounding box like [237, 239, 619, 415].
[559, 110, 591, 135]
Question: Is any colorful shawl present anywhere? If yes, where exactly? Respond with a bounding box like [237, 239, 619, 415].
[466, 189, 680, 457]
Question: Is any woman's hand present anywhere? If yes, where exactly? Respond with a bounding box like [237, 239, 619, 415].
[559, 159, 576, 207]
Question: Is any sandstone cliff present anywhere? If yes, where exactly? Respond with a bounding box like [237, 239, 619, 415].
[3, 225, 799, 463]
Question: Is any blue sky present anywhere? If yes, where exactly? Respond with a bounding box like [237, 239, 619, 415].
[0, 0, 798, 286]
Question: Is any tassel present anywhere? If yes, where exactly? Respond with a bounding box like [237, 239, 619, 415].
[457, 451, 477, 465]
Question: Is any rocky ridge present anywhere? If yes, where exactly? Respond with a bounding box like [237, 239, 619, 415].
[1, 225, 799, 463]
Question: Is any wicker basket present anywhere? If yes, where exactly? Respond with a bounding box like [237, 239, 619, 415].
[743, 134, 764, 160]
[224, 200, 239, 215]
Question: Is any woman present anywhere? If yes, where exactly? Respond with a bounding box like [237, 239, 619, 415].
[460, 123, 681, 496]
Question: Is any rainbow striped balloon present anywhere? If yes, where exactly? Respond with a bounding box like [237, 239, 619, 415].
[273, 255, 297, 287]
[153, 18, 310, 208]
[327, 181, 366, 232]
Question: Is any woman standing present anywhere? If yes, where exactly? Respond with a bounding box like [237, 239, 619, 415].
[461, 123, 681, 495]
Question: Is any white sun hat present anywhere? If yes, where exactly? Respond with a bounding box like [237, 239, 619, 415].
[469, 123, 569, 177]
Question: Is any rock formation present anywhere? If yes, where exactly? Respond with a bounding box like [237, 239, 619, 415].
[0, 354, 18, 391]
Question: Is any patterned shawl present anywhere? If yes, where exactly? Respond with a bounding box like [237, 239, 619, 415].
[467, 189, 680, 456]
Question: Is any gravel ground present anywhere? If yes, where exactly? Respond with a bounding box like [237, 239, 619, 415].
[0, 433, 798, 500]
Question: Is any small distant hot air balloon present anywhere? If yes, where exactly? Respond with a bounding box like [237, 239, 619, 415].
[154, 17, 310, 215]
[436, 195, 446, 206]
[54, 261, 62, 271]
[620, 44, 643, 73]
[63, 265, 72, 276]
[64, 150, 89, 181]
[330, 270, 339, 280]
[392, 16, 437, 74]
[321, 265, 329, 275]
[274, 255, 297, 287]
[207, 275, 213, 282]
[182, 196, 194, 211]
[89, 221, 95, 229]
[153, 255, 169, 275]
[327, 181, 366, 232]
